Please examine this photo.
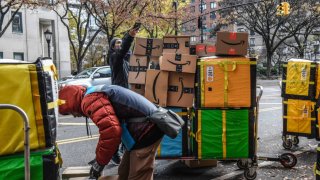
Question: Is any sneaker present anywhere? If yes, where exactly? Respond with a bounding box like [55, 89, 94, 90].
[111, 152, 121, 165]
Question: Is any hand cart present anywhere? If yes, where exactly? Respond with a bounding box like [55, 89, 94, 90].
[0, 104, 30, 180]
[236, 85, 297, 180]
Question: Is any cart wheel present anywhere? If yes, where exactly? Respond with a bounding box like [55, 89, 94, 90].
[282, 139, 293, 150]
[237, 160, 248, 169]
[280, 153, 297, 168]
[244, 169, 257, 180]
[293, 136, 299, 146]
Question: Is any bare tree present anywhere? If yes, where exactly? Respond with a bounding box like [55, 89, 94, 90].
[219, 0, 316, 77]
[53, 1, 101, 72]
[0, 0, 37, 38]
[281, 1, 320, 58]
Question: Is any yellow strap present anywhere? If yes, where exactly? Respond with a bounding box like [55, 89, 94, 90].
[197, 60, 256, 66]
[283, 64, 316, 68]
[282, 80, 315, 84]
[177, 112, 188, 116]
[197, 110, 202, 159]
[29, 66, 46, 148]
[223, 66, 229, 107]
[222, 110, 227, 158]
[189, 131, 196, 138]
[283, 116, 316, 121]
[200, 65, 205, 107]
[157, 143, 161, 156]
[43, 65, 58, 80]
[47, 99, 66, 109]
[55, 144, 63, 167]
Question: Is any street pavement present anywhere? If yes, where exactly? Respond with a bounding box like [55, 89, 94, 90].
[57, 80, 318, 179]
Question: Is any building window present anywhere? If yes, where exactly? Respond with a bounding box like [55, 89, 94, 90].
[191, 25, 196, 32]
[13, 52, 24, 60]
[210, 2, 216, 9]
[190, 6, 195, 12]
[210, 12, 216, 19]
[191, 0, 195, 3]
[202, 24, 207, 30]
[12, 12, 23, 33]
[199, 3, 206, 11]
[0, 52, 3, 59]
[250, 38, 255, 46]
[202, 15, 206, 21]
[182, 27, 186, 32]
[191, 36, 197, 42]
[250, 30, 255, 35]
[203, 35, 208, 41]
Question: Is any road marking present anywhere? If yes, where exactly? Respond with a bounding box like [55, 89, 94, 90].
[59, 115, 74, 120]
[59, 122, 95, 126]
[259, 106, 282, 112]
[259, 103, 282, 105]
[57, 134, 99, 145]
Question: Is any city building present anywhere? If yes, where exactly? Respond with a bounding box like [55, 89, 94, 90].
[181, 0, 233, 44]
[0, 5, 71, 78]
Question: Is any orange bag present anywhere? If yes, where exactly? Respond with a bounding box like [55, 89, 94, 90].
[196, 57, 256, 108]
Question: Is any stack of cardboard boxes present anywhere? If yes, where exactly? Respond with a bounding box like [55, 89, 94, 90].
[129, 36, 197, 158]
[128, 37, 163, 96]
[129, 32, 257, 163]
[192, 32, 257, 160]
[281, 59, 317, 146]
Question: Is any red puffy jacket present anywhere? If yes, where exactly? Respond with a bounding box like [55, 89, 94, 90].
[81, 92, 121, 166]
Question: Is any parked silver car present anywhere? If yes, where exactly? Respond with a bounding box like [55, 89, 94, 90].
[58, 66, 111, 89]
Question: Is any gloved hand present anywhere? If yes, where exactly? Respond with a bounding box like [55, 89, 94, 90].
[88, 159, 105, 179]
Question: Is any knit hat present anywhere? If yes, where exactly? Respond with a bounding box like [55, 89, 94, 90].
[59, 85, 86, 116]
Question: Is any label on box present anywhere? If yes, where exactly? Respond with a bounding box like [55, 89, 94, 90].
[206, 66, 214, 82]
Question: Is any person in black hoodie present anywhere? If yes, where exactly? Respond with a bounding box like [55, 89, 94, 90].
[108, 28, 138, 88]
[108, 28, 139, 164]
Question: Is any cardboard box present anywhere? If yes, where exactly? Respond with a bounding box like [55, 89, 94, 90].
[160, 53, 197, 73]
[163, 36, 190, 54]
[145, 70, 169, 107]
[196, 43, 216, 57]
[182, 160, 217, 168]
[128, 55, 159, 84]
[133, 37, 163, 56]
[167, 72, 195, 107]
[216, 31, 248, 56]
[130, 84, 145, 96]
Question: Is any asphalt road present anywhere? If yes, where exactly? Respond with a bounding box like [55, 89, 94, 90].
[57, 82, 318, 179]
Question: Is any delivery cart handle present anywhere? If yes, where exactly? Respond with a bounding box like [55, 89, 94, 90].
[0, 104, 30, 180]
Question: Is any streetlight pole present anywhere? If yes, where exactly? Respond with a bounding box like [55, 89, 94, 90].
[44, 29, 52, 58]
[173, 1, 178, 35]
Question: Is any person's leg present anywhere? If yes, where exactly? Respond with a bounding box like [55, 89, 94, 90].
[117, 150, 130, 180]
[127, 139, 162, 180]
